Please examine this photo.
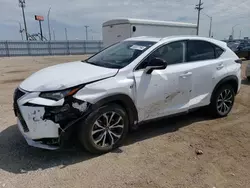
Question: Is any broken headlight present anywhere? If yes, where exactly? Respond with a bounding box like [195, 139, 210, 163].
[39, 88, 80, 101]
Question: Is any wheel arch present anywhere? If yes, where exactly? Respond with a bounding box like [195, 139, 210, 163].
[211, 75, 239, 102]
[91, 94, 138, 128]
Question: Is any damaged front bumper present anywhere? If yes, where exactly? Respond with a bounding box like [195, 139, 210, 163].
[13, 87, 90, 150]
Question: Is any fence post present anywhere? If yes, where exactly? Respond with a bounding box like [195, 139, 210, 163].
[5, 41, 9, 57]
[84, 41, 86, 54]
[66, 41, 70, 55]
[99, 41, 102, 51]
[27, 41, 31, 56]
[48, 41, 52, 55]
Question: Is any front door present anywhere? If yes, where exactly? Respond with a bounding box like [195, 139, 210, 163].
[133, 41, 192, 122]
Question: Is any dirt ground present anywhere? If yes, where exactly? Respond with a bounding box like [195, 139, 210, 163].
[0, 56, 249, 188]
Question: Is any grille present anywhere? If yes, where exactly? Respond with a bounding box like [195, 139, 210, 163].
[13, 88, 25, 102]
[13, 88, 29, 132]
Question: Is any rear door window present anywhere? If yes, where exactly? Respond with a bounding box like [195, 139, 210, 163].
[187, 40, 216, 62]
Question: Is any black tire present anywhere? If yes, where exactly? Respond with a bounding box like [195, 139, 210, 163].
[209, 84, 235, 118]
[78, 104, 129, 154]
[247, 76, 250, 81]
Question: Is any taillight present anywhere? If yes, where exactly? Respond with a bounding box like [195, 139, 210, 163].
[235, 59, 242, 64]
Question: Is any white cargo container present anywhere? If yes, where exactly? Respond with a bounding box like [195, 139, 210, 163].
[102, 18, 197, 47]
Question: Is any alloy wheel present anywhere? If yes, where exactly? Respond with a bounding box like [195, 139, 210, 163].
[217, 89, 233, 115]
[91, 111, 124, 148]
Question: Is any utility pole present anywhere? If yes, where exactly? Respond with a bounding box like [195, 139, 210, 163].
[203, 13, 212, 37]
[239, 30, 242, 39]
[35, 15, 44, 41]
[232, 24, 239, 40]
[53, 28, 56, 40]
[195, 0, 204, 36]
[85, 25, 89, 41]
[19, 0, 28, 40]
[47, 7, 52, 41]
[65, 28, 68, 41]
[209, 17, 212, 38]
[18, 22, 24, 40]
[39, 21, 43, 41]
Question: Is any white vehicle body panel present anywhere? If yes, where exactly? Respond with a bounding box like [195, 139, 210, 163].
[16, 92, 60, 140]
[20, 61, 118, 92]
[74, 76, 134, 104]
[134, 64, 191, 121]
[14, 36, 241, 150]
[102, 18, 197, 47]
[187, 59, 227, 109]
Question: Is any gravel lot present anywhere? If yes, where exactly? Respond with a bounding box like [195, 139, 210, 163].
[0, 56, 249, 188]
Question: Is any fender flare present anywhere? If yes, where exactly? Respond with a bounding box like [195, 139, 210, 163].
[211, 75, 239, 102]
[90, 94, 138, 126]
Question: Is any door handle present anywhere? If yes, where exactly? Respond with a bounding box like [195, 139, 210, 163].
[217, 64, 224, 70]
[180, 72, 192, 78]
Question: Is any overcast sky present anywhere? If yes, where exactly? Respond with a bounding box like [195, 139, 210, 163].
[0, 0, 249, 40]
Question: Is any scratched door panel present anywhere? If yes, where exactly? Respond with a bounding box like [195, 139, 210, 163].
[134, 63, 192, 122]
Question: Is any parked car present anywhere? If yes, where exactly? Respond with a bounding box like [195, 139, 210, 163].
[14, 36, 241, 154]
[227, 41, 250, 60]
[246, 63, 250, 81]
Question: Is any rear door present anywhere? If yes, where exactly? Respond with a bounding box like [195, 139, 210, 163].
[186, 40, 227, 109]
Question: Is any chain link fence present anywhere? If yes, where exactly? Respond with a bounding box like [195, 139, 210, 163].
[0, 40, 103, 57]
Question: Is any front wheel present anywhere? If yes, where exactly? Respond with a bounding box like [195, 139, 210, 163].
[209, 85, 235, 118]
[78, 104, 129, 154]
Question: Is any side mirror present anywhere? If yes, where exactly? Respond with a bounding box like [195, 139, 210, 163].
[145, 58, 167, 74]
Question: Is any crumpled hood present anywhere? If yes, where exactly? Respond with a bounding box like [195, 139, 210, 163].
[20, 61, 118, 92]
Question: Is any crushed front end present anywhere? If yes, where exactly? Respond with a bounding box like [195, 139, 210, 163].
[13, 87, 90, 150]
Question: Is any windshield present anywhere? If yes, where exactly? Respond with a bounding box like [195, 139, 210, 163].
[85, 41, 156, 69]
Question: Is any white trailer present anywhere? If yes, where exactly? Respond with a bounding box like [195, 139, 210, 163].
[102, 18, 197, 47]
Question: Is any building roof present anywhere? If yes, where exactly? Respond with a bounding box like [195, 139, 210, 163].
[103, 18, 197, 28]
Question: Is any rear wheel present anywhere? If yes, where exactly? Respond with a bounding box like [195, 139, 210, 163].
[209, 85, 235, 118]
[78, 104, 129, 154]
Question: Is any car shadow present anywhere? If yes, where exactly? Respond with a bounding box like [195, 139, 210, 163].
[0, 110, 211, 174]
[125, 110, 211, 146]
[242, 79, 250, 85]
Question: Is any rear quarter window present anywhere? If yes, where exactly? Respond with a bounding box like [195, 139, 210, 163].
[214, 45, 224, 58]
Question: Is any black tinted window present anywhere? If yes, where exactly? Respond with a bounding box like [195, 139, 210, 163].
[215, 46, 224, 58]
[188, 41, 215, 62]
[137, 41, 186, 69]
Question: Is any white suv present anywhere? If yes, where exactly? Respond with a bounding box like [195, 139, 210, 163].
[13, 36, 241, 154]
